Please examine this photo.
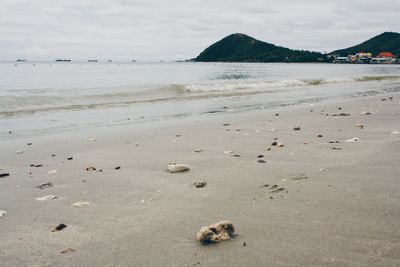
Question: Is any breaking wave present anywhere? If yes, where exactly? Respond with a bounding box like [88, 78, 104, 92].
[173, 75, 400, 93]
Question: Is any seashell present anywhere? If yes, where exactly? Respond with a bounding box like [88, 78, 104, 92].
[47, 170, 58, 175]
[345, 137, 359, 142]
[72, 201, 90, 207]
[167, 164, 190, 173]
[0, 210, 7, 218]
[36, 195, 57, 201]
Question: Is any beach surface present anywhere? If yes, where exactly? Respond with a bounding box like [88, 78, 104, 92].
[1, 93, 400, 266]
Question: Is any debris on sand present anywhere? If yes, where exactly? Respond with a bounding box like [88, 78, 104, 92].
[114, 166, 121, 170]
[86, 166, 96, 171]
[290, 174, 308, 180]
[222, 123, 230, 126]
[36, 195, 57, 201]
[317, 134, 323, 138]
[88, 138, 97, 141]
[0, 173, 10, 178]
[271, 141, 277, 146]
[357, 124, 364, 129]
[194, 181, 207, 188]
[233, 154, 241, 157]
[168, 163, 190, 173]
[345, 137, 359, 142]
[332, 147, 343, 150]
[196, 220, 235, 244]
[0, 210, 7, 218]
[277, 142, 284, 147]
[67, 157, 74, 160]
[293, 126, 301, 131]
[52, 223, 67, 232]
[16, 150, 25, 154]
[329, 140, 339, 144]
[331, 113, 350, 117]
[60, 248, 75, 254]
[270, 187, 287, 193]
[361, 112, 372, 115]
[390, 131, 399, 135]
[257, 159, 267, 163]
[224, 150, 233, 154]
[37, 182, 54, 189]
[47, 170, 58, 175]
[194, 149, 203, 153]
[72, 201, 90, 207]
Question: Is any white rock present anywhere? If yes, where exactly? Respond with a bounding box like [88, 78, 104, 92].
[72, 201, 90, 207]
[0, 210, 7, 218]
[36, 195, 57, 201]
[47, 170, 58, 175]
[168, 164, 190, 173]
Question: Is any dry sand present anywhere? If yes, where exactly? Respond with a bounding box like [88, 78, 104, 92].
[1, 93, 400, 266]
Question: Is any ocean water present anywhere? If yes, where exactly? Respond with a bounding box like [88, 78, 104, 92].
[1, 61, 400, 137]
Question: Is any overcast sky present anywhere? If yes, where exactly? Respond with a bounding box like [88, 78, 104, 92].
[1, 0, 399, 61]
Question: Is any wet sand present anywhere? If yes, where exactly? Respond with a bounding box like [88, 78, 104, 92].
[1, 93, 400, 266]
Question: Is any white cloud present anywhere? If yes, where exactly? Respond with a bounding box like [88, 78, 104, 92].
[0, 0, 399, 60]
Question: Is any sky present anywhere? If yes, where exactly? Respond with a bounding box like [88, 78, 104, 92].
[1, 0, 399, 61]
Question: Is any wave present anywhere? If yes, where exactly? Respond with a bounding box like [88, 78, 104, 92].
[174, 75, 400, 93]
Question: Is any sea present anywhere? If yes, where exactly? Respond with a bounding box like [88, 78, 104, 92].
[1, 61, 399, 138]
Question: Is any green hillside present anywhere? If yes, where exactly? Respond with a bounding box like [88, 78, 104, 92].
[331, 32, 400, 56]
[195, 33, 327, 63]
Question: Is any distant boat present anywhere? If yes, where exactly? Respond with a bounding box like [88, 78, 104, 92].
[88, 59, 98, 62]
[16, 59, 26, 62]
[55, 59, 71, 62]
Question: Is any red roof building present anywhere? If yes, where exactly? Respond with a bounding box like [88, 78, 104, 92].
[377, 52, 395, 58]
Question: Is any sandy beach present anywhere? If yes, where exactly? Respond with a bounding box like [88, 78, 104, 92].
[1, 92, 400, 266]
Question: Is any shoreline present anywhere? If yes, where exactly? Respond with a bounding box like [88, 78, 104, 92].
[1, 92, 400, 266]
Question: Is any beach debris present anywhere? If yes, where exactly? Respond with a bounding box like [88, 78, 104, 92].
[88, 138, 97, 141]
[36, 195, 57, 201]
[390, 131, 399, 135]
[222, 123, 230, 126]
[67, 157, 73, 160]
[52, 223, 67, 232]
[86, 166, 96, 171]
[168, 163, 190, 173]
[60, 248, 75, 254]
[331, 113, 350, 117]
[317, 134, 323, 138]
[0, 210, 7, 218]
[233, 154, 241, 157]
[30, 164, 43, 167]
[269, 128, 276, 132]
[196, 220, 235, 244]
[271, 141, 278, 146]
[329, 140, 339, 143]
[270, 187, 287, 193]
[194, 149, 203, 153]
[332, 147, 343, 150]
[275, 113, 279, 116]
[257, 159, 267, 163]
[27, 143, 32, 145]
[319, 168, 326, 172]
[194, 181, 207, 188]
[0, 173, 10, 178]
[361, 112, 372, 115]
[72, 201, 90, 207]
[37, 182, 54, 189]
[47, 170, 58, 175]
[258, 155, 264, 158]
[293, 126, 301, 131]
[388, 96, 394, 101]
[16, 150, 25, 154]
[357, 124, 364, 129]
[114, 166, 121, 170]
[224, 150, 233, 154]
[290, 174, 308, 180]
[345, 137, 359, 142]
[266, 147, 271, 151]
[277, 142, 284, 147]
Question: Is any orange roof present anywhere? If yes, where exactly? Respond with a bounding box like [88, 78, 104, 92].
[377, 52, 394, 58]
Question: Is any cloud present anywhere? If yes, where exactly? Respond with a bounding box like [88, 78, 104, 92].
[0, 0, 399, 60]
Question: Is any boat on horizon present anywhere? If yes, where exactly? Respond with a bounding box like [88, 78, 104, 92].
[55, 59, 71, 62]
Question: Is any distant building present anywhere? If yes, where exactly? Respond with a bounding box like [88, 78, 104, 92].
[356, 52, 372, 58]
[376, 52, 395, 59]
